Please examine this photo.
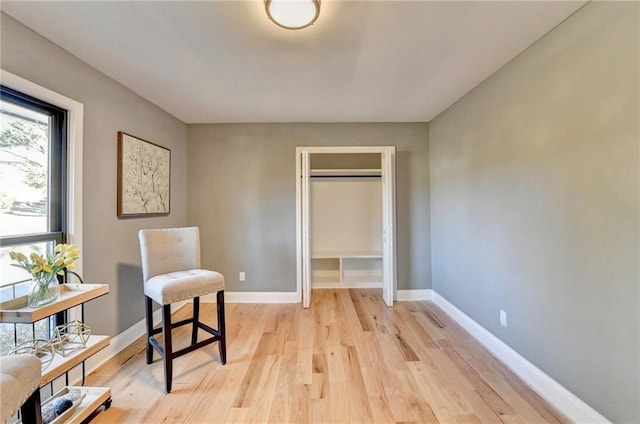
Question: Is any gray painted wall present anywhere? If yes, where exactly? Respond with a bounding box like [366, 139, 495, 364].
[187, 123, 430, 293]
[1, 13, 188, 336]
[428, 3, 639, 422]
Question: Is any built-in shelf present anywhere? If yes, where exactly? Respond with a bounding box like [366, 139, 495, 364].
[312, 275, 340, 285]
[0, 284, 109, 324]
[310, 168, 382, 177]
[41, 335, 110, 386]
[311, 252, 383, 289]
[312, 281, 382, 289]
[312, 251, 383, 259]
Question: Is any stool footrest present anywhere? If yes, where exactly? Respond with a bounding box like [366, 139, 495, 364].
[198, 321, 221, 337]
[173, 335, 222, 359]
[173, 317, 194, 328]
[150, 317, 195, 337]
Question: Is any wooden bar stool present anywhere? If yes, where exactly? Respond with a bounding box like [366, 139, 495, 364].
[138, 227, 226, 393]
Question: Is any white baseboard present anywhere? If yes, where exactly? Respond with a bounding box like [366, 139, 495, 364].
[431, 291, 611, 424]
[200, 291, 300, 303]
[312, 282, 383, 289]
[396, 289, 433, 301]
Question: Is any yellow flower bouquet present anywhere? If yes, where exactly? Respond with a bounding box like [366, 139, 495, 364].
[10, 244, 80, 307]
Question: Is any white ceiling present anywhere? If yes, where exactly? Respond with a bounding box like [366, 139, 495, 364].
[2, 1, 585, 124]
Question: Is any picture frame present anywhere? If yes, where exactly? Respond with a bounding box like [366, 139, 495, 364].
[117, 132, 171, 217]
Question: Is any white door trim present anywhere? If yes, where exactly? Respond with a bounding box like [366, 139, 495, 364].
[295, 146, 397, 308]
[381, 146, 396, 306]
[295, 149, 303, 303]
[301, 150, 311, 308]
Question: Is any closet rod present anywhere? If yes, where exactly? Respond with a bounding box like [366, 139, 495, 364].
[310, 174, 381, 179]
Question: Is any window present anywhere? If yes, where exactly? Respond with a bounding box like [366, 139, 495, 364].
[0, 85, 67, 354]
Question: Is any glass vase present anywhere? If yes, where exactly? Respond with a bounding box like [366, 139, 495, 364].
[28, 274, 60, 307]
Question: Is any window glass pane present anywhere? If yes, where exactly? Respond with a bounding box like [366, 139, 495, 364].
[0, 241, 54, 286]
[13, 280, 31, 297]
[0, 285, 12, 302]
[0, 319, 51, 355]
[33, 318, 52, 341]
[0, 100, 50, 237]
[0, 282, 31, 301]
[0, 323, 16, 355]
[15, 322, 37, 346]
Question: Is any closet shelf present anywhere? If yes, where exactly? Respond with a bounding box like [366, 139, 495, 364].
[312, 251, 383, 259]
[311, 254, 383, 289]
[310, 168, 382, 177]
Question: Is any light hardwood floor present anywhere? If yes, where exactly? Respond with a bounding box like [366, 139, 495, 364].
[86, 289, 570, 423]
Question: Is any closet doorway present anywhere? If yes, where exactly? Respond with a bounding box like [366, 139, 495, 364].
[296, 146, 396, 308]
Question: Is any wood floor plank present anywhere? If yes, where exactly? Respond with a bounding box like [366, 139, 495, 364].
[407, 361, 460, 424]
[224, 408, 250, 423]
[288, 383, 312, 424]
[343, 346, 374, 423]
[246, 355, 281, 423]
[437, 339, 514, 416]
[329, 381, 349, 423]
[85, 289, 571, 424]
[348, 289, 374, 331]
[311, 398, 331, 423]
[366, 395, 397, 424]
[296, 347, 313, 385]
[267, 341, 298, 423]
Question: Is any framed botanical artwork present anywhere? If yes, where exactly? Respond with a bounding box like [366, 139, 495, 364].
[117, 132, 171, 217]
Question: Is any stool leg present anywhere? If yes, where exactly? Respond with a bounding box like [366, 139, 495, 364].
[162, 304, 173, 393]
[145, 296, 154, 365]
[191, 297, 200, 345]
[217, 290, 226, 365]
[20, 387, 42, 424]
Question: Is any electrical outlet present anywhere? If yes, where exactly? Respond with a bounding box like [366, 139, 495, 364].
[500, 309, 508, 328]
[239, 271, 246, 282]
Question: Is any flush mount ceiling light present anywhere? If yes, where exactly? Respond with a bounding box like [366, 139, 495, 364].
[265, 0, 320, 30]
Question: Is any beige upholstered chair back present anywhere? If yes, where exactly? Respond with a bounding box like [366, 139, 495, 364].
[139, 227, 201, 283]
